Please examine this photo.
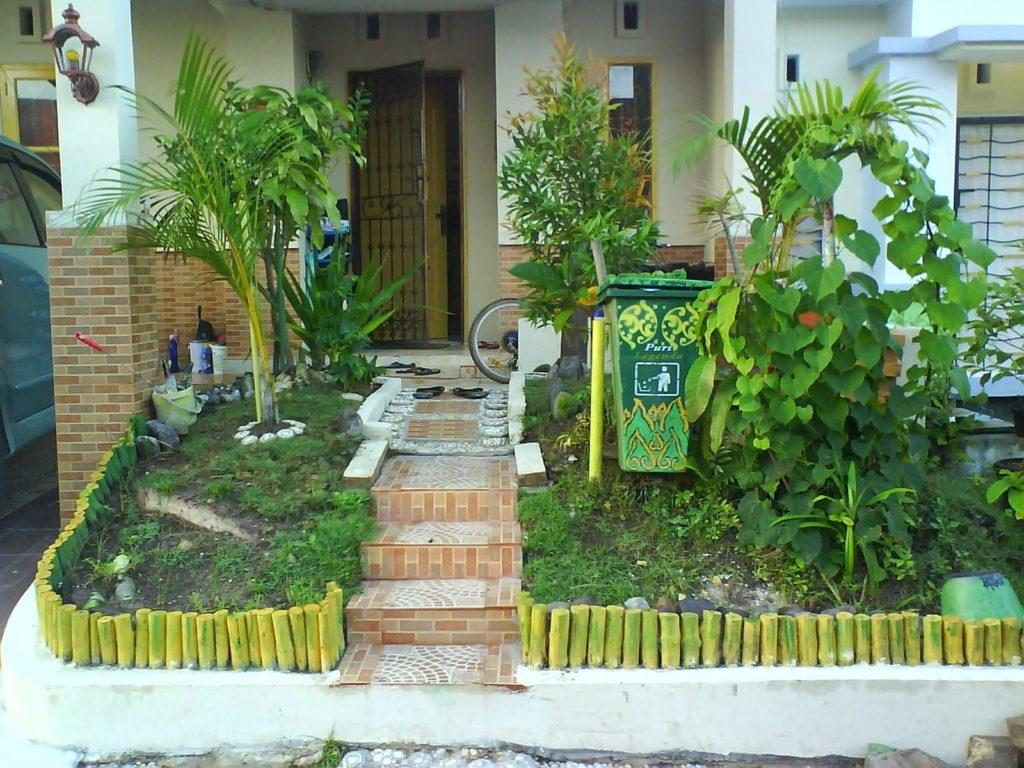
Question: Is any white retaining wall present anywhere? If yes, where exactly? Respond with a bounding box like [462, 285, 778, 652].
[4, 587, 1024, 762]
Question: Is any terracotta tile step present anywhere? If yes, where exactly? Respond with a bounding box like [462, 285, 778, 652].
[372, 457, 518, 522]
[346, 578, 521, 646]
[362, 522, 523, 579]
[334, 642, 522, 686]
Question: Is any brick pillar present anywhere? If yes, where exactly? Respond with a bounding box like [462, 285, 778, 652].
[48, 225, 160, 521]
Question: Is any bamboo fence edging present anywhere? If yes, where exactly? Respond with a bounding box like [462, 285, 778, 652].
[33, 421, 346, 674]
[516, 593, 1024, 671]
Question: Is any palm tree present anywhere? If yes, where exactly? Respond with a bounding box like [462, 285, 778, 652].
[683, 69, 944, 271]
[78, 34, 296, 427]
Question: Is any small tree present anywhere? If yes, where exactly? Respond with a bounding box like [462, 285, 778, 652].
[498, 38, 660, 361]
[79, 35, 365, 427]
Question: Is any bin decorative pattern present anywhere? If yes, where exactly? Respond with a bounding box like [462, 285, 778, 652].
[599, 275, 712, 472]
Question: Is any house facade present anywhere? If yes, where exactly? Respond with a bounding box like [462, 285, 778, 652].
[1, 0, 1021, 517]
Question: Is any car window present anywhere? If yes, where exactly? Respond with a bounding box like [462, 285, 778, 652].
[0, 163, 40, 247]
[20, 165, 61, 219]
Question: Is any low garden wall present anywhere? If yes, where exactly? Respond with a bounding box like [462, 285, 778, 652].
[33, 422, 345, 673]
[517, 593, 1024, 670]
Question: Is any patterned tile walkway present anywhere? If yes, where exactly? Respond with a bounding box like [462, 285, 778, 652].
[339, 384, 522, 687]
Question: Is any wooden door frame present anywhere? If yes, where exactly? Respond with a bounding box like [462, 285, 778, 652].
[0, 64, 58, 155]
[348, 66, 466, 341]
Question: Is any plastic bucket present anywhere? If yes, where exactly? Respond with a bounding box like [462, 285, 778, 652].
[152, 385, 202, 435]
[189, 341, 211, 373]
[210, 344, 228, 375]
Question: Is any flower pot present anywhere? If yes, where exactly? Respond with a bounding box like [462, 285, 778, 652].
[941, 571, 1024, 621]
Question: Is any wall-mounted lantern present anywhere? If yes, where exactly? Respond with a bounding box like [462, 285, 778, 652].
[43, 4, 100, 105]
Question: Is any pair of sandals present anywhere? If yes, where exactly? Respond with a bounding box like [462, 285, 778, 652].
[384, 361, 441, 376]
[413, 386, 488, 400]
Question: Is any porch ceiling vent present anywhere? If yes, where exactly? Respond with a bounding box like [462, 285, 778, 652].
[616, 0, 645, 38]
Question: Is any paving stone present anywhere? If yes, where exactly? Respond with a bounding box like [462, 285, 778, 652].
[966, 736, 1018, 768]
[514, 442, 546, 486]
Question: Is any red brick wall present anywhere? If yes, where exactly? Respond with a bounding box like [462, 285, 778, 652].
[48, 226, 161, 521]
[713, 235, 750, 277]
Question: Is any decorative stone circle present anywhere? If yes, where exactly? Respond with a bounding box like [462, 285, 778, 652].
[233, 418, 306, 446]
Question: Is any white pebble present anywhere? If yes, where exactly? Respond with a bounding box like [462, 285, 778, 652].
[240, 435, 258, 446]
[259, 432, 276, 443]
[276, 428, 296, 439]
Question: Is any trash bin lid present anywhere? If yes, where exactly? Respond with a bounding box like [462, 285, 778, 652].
[598, 271, 714, 302]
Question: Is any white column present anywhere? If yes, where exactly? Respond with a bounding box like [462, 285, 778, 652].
[51, 0, 137, 210]
[220, 6, 301, 92]
[871, 55, 959, 286]
[720, 0, 778, 216]
[494, 0, 564, 243]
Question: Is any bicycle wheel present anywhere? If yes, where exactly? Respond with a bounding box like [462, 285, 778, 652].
[469, 298, 521, 384]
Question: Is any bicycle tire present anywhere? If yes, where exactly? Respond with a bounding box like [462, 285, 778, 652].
[469, 297, 521, 384]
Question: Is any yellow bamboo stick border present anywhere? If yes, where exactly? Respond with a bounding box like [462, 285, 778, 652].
[34, 424, 346, 673]
[516, 593, 1024, 670]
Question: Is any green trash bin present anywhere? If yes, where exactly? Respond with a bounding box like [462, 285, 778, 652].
[598, 273, 713, 472]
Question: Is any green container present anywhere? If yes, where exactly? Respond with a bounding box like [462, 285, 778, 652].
[941, 572, 1024, 621]
[599, 273, 713, 472]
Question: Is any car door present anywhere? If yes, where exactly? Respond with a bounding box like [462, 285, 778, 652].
[0, 149, 59, 456]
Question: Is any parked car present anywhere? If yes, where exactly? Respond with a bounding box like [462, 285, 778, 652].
[0, 136, 61, 462]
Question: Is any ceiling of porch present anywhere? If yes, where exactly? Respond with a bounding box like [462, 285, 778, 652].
[218, 0, 502, 11]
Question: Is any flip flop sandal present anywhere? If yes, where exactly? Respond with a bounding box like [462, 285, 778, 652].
[413, 386, 445, 400]
[384, 361, 415, 369]
[477, 341, 499, 350]
[453, 387, 487, 399]
[412, 367, 441, 375]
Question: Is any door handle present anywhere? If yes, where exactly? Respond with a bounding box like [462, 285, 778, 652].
[436, 204, 448, 237]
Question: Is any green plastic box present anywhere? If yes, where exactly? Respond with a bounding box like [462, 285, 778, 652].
[598, 273, 713, 472]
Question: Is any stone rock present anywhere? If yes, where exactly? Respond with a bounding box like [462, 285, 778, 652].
[241, 435, 258, 446]
[114, 577, 136, 602]
[337, 411, 363, 436]
[1007, 714, 1024, 751]
[966, 736, 1018, 768]
[342, 392, 365, 402]
[822, 604, 857, 617]
[135, 435, 161, 460]
[552, 391, 579, 421]
[571, 595, 598, 606]
[258, 432, 276, 443]
[341, 750, 372, 768]
[208, 740, 323, 768]
[656, 596, 679, 613]
[276, 428, 297, 439]
[146, 419, 181, 448]
[779, 604, 807, 617]
[556, 355, 582, 380]
[865, 748, 950, 768]
[547, 601, 571, 613]
[177, 538, 194, 551]
[624, 596, 650, 610]
[678, 597, 717, 615]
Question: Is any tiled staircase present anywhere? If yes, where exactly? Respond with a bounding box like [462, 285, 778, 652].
[340, 451, 522, 684]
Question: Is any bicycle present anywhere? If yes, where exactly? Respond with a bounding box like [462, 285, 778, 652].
[468, 298, 522, 383]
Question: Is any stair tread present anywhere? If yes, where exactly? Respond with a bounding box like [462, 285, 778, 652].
[335, 642, 520, 686]
[348, 578, 520, 611]
[366, 521, 521, 547]
[373, 456, 517, 492]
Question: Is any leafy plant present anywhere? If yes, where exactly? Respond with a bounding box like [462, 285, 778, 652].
[681, 72, 995, 588]
[499, 37, 659, 357]
[78, 35, 366, 426]
[987, 469, 1024, 519]
[284, 249, 419, 387]
[964, 266, 1024, 387]
[772, 463, 915, 586]
[87, 552, 137, 584]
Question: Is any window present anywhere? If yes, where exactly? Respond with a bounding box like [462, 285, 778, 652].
[616, 0, 645, 37]
[18, 5, 34, 38]
[0, 164, 41, 246]
[608, 63, 653, 201]
[21, 165, 61, 218]
[0, 66, 60, 173]
[426, 12, 442, 40]
[956, 117, 1024, 271]
[365, 13, 381, 41]
[785, 54, 800, 84]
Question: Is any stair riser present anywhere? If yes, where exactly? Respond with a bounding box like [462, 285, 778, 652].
[363, 544, 522, 580]
[347, 608, 519, 646]
[373, 489, 517, 522]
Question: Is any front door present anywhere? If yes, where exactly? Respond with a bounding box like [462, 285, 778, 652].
[351, 62, 428, 343]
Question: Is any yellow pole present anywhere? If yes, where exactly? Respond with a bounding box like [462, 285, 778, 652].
[588, 312, 606, 482]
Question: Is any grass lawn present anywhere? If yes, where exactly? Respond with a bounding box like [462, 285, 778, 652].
[64, 384, 375, 614]
[520, 380, 1024, 612]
